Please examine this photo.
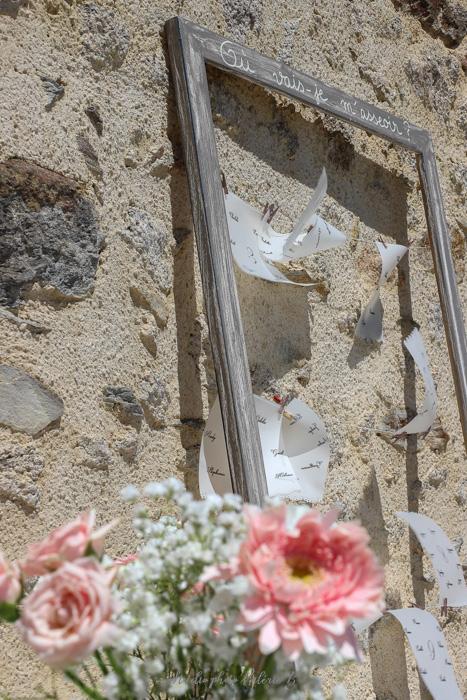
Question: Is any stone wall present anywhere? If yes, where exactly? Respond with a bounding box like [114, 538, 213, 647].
[0, 0, 465, 697]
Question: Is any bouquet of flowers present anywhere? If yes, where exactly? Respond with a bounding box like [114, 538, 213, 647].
[0, 479, 384, 699]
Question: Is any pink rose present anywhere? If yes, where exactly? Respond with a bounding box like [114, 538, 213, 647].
[204, 504, 384, 660]
[17, 558, 119, 668]
[22, 511, 114, 577]
[0, 553, 21, 605]
[112, 553, 138, 568]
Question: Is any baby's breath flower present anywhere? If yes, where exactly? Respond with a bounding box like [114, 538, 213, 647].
[165, 477, 184, 494]
[144, 658, 164, 675]
[184, 611, 212, 634]
[332, 685, 348, 700]
[120, 485, 140, 502]
[104, 481, 349, 699]
[102, 672, 119, 700]
[168, 677, 189, 697]
[143, 482, 167, 498]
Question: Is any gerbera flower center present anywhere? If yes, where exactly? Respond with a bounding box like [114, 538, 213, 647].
[285, 555, 323, 586]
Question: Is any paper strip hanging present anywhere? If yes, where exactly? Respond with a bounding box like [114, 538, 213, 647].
[394, 328, 437, 436]
[355, 241, 408, 342]
[351, 608, 463, 699]
[397, 512, 467, 607]
[389, 609, 463, 700]
[199, 395, 330, 502]
[225, 168, 346, 285]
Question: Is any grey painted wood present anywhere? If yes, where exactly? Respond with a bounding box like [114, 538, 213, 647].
[166, 16, 467, 480]
[417, 143, 467, 445]
[166, 18, 268, 504]
[194, 23, 429, 153]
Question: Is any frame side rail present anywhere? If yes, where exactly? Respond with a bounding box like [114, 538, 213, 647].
[166, 17, 268, 503]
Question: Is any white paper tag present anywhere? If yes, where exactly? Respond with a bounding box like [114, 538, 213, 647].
[199, 395, 330, 502]
[225, 192, 294, 284]
[350, 607, 463, 699]
[199, 398, 233, 497]
[389, 609, 463, 700]
[224, 169, 346, 285]
[289, 169, 327, 243]
[397, 512, 467, 607]
[394, 328, 437, 436]
[355, 241, 408, 342]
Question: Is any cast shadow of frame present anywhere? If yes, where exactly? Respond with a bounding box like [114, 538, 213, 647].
[165, 48, 428, 698]
[206, 65, 414, 377]
[206, 65, 429, 697]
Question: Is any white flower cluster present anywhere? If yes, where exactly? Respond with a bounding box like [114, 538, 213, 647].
[102, 480, 346, 700]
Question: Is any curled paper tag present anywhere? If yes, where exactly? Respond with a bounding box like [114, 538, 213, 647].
[225, 169, 346, 285]
[395, 328, 437, 436]
[198, 398, 233, 497]
[397, 512, 467, 607]
[355, 241, 408, 342]
[389, 609, 463, 700]
[199, 395, 330, 502]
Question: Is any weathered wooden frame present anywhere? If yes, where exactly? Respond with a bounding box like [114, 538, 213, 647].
[166, 16, 467, 503]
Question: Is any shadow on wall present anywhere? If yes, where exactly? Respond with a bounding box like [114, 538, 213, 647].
[165, 54, 428, 699]
[237, 273, 312, 392]
[369, 617, 411, 700]
[165, 63, 205, 495]
[206, 65, 412, 382]
[203, 65, 427, 697]
[358, 467, 390, 566]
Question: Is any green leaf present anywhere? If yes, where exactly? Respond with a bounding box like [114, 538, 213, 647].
[93, 650, 108, 676]
[254, 654, 276, 700]
[0, 602, 20, 623]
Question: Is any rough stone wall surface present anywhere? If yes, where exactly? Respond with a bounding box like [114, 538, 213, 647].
[0, 0, 465, 698]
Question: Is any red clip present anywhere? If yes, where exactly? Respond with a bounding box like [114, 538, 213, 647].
[273, 393, 283, 405]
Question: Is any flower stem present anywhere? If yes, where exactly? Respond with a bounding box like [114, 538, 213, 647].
[104, 649, 134, 698]
[94, 650, 108, 676]
[64, 670, 105, 700]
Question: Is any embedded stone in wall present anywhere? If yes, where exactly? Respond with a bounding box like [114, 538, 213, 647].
[377, 409, 410, 448]
[140, 378, 169, 429]
[85, 104, 103, 136]
[221, 0, 263, 40]
[115, 433, 138, 462]
[395, 0, 467, 47]
[337, 312, 358, 336]
[425, 419, 450, 452]
[0, 159, 103, 306]
[0, 0, 27, 17]
[0, 445, 44, 511]
[0, 308, 50, 334]
[405, 53, 460, 117]
[78, 437, 112, 470]
[426, 466, 448, 487]
[129, 280, 169, 328]
[296, 365, 311, 387]
[456, 478, 467, 506]
[40, 76, 65, 111]
[76, 135, 103, 179]
[138, 54, 169, 90]
[0, 365, 64, 436]
[121, 209, 172, 293]
[139, 328, 158, 357]
[277, 19, 300, 64]
[80, 3, 130, 72]
[102, 386, 143, 429]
